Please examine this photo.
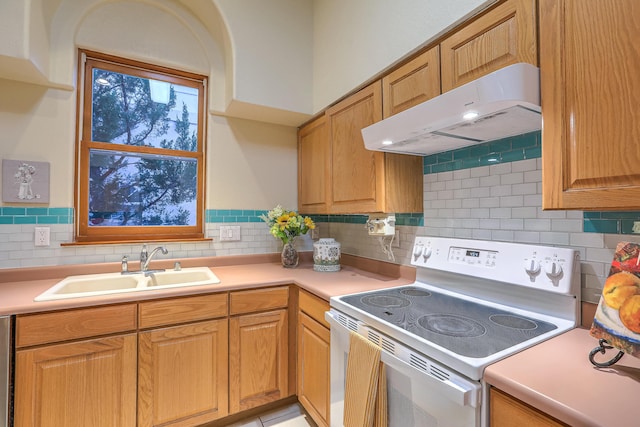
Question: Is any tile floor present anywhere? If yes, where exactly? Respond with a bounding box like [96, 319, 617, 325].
[228, 403, 317, 427]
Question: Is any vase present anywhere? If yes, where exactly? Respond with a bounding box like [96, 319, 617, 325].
[281, 240, 299, 268]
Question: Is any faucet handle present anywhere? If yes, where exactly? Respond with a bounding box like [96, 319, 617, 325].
[140, 244, 148, 263]
[121, 255, 129, 273]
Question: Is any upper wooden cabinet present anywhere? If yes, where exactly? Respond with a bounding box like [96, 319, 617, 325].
[382, 46, 441, 117]
[326, 82, 423, 214]
[540, 0, 640, 210]
[298, 114, 330, 214]
[440, 0, 538, 92]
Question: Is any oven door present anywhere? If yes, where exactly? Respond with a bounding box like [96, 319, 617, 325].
[326, 310, 481, 427]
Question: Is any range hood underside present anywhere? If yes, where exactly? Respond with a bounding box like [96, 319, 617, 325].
[361, 63, 541, 157]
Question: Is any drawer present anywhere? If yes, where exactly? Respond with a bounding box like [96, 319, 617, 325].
[16, 303, 137, 347]
[299, 289, 330, 329]
[139, 292, 228, 329]
[230, 286, 289, 315]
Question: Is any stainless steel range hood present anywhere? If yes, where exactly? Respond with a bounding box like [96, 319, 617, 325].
[361, 63, 541, 156]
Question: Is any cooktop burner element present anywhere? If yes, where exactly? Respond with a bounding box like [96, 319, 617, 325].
[418, 314, 486, 338]
[341, 286, 558, 358]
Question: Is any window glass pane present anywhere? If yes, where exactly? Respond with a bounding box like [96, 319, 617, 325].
[88, 149, 197, 226]
[91, 68, 199, 151]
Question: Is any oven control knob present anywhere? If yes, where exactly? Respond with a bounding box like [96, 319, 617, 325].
[422, 247, 432, 261]
[544, 261, 563, 278]
[523, 258, 540, 275]
[413, 246, 424, 261]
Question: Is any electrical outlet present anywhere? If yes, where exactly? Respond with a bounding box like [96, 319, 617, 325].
[35, 226, 50, 246]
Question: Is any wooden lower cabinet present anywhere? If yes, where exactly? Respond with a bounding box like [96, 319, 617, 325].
[490, 388, 568, 427]
[229, 309, 289, 414]
[138, 319, 229, 427]
[14, 333, 137, 427]
[297, 311, 330, 427]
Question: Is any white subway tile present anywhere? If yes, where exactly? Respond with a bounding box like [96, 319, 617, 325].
[511, 158, 537, 172]
[500, 219, 524, 230]
[453, 169, 471, 180]
[500, 195, 524, 208]
[479, 174, 500, 187]
[500, 173, 524, 185]
[512, 183, 537, 196]
[551, 219, 583, 233]
[569, 233, 605, 248]
[513, 231, 540, 243]
[461, 177, 480, 189]
[490, 185, 512, 197]
[523, 170, 542, 183]
[539, 232, 570, 245]
[524, 219, 551, 231]
[489, 208, 512, 219]
[489, 162, 512, 175]
[512, 207, 538, 218]
[480, 197, 500, 208]
[584, 247, 617, 264]
[492, 230, 515, 242]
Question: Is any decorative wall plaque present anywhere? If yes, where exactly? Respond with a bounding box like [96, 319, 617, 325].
[2, 159, 50, 204]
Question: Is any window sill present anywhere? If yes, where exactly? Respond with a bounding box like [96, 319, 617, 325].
[61, 237, 213, 246]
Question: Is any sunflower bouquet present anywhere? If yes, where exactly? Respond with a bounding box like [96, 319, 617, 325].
[260, 205, 315, 244]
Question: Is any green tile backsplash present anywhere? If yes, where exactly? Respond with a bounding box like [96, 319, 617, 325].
[423, 130, 541, 174]
[0, 207, 73, 224]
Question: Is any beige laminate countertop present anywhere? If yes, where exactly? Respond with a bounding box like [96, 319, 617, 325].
[485, 327, 640, 427]
[0, 255, 414, 315]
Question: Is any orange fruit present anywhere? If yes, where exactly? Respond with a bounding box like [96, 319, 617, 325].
[619, 294, 640, 334]
[603, 272, 640, 309]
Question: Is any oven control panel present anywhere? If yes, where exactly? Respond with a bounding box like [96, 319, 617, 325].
[448, 247, 498, 267]
[411, 236, 580, 296]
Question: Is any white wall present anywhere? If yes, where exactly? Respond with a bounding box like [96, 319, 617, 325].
[214, 0, 314, 118]
[0, 0, 299, 211]
[311, 0, 495, 111]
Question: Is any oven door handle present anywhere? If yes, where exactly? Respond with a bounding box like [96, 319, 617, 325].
[326, 311, 480, 408]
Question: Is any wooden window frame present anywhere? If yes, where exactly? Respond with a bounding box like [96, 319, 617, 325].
[74, 49, 207, 244]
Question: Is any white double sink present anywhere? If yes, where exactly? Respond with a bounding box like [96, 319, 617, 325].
[35, 267, 221, 301]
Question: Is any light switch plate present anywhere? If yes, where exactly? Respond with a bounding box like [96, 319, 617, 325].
[219, 225, 241, 241]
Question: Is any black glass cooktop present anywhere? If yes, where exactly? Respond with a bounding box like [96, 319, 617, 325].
[339, 285, 557, 358]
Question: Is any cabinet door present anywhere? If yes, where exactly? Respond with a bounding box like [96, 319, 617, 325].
[14, 334, 137, 427]
[299, 114, 330, 214]
[327, 81, 383, 213]
[138, 319, 229, 427]
[229, 309, 288, 413]
[382, 46, 441, 118]
[490, 388, 568, 427]
[540, 0, 640, 210]
[440, 0, 537, 92]
[297, 312, 330, 427]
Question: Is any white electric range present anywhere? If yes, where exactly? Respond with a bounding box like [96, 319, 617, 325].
[326, 236, 580, 426]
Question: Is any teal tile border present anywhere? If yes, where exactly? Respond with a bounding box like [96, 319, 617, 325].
[423, 131, 541, 174]
[0, 208, 426, 228]
[584, 211, 640, 235]
[205, 210, 424, 227]
[0, 207, 73, 224]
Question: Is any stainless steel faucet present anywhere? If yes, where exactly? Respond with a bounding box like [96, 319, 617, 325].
[140, 244, 168, 272]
